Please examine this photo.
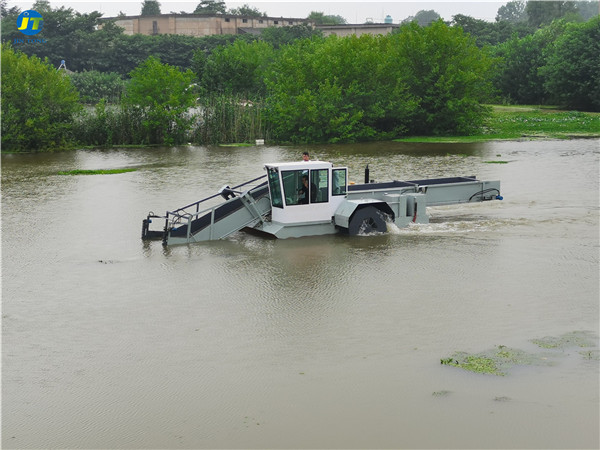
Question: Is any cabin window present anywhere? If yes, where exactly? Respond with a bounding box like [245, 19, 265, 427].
[281, 169, 308, 206]
[332, 168, 347, 195]
[242, 18, 248, 23]
[281, 169, 328, 205]
[267, 168, 283, 208]
[310, 169, 328, 203]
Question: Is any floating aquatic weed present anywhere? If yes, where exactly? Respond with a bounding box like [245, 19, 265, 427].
[218, 143, 253, 147]
[441, 345, 553, 376]
[450, 352, 504, 375]
[58, 168, 137, 175]
[531, 331, 597, 350]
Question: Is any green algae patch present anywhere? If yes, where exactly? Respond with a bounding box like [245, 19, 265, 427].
[218, 143, 253, 147]
[441, 351, 504, 375]
[531, 331, 596, 350]
[442, 331, 599, 376]
[58, 168, 137, 175]
[483, 160, 509, 164]
[441, 345, 552, 376]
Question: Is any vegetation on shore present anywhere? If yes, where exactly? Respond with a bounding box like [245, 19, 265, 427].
[1, 2, 599, 152]
[395, 106, 600, 143]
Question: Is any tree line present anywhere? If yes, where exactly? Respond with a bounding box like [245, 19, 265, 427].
[138, 0, 347, 24]
[1, 0, 599, 151]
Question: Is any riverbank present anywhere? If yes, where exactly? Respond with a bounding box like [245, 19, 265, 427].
[3, 105, 598, 154]
[394, 106, 600, 143]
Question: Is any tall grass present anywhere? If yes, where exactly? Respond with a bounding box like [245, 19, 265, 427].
[73, 100, 148, 147]
[191, 95, 268, 145]
[73, 95, 269, 147]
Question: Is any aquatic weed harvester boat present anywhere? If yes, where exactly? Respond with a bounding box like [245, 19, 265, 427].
[142, 160, 502, 245]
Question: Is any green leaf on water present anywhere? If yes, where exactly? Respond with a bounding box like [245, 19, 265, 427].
[58, 168, 137, 175]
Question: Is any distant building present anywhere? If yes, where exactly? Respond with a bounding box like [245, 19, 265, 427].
[317, 23, 399, 37]
[100, 14, 400, 38]
[100, 13, 311, 37]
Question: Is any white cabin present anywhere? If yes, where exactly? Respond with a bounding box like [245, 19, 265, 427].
[264, 160, 348, 225]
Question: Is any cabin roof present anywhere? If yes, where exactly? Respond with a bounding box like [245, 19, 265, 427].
[265, 161, 333, 171]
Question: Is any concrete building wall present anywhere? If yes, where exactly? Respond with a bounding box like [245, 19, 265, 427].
[318, 24, 399, 37]
[101, 15, 400, 38]
[103, 14, 309, 37]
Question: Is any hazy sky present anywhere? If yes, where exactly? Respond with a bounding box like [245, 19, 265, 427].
[11, 0, 509, 22]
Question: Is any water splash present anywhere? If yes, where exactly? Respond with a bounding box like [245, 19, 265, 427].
[385, 219, 496, 235]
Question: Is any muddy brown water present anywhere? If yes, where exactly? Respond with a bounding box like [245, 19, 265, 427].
[2, 139, 598, 449]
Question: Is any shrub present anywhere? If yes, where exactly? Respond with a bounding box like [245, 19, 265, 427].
[1, 44, 80, 151]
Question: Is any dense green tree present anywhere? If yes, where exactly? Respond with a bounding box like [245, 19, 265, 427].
[265, 34, 417, 143]
[190, 33, 256, 75]
[200, 39, 275, 98]
[496, 0, 527, 23]
[391, 21, 495, 135]
[86, 32, 249, 75]
[526, 1, 578, 27]
[82, 21, 126, 72]
[194, 0, 226, 15]
[1, 45, 80, 151]
[402, 10, 442, 26]
[491, 19, 570, 105]
[229, 4, 265, 17]
[451, 14, 532, 46]
[260, 25, 322, 49]
[140, 0, 161, 16]
[541, 16, 600, 110]
[492, 33, 548, 103]
[69, 70, 125, 103]
[122, 56, 196, 144]
[307, 11, 347, 25]
[0, 5, 19, 37]
[265, 21, 495, 142]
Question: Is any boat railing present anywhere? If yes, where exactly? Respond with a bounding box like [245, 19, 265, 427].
[165, 174, 267, 225]
[142, 174, 268, 241]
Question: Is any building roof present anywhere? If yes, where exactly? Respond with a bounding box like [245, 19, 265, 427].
[99, 13, 310, 22]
